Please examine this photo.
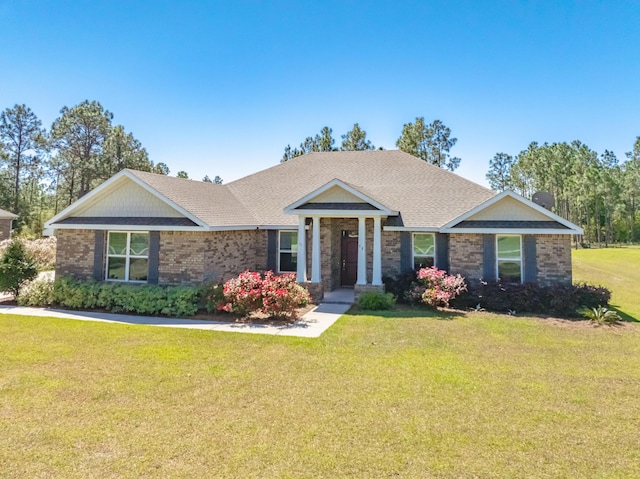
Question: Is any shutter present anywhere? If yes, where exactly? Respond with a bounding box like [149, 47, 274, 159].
[523, 235, 537, 283]
[267, 230, 277, 271]
[435, 233, 449, 272]
[148, 231, 160, 284]
[93, 231, 105, 280]
[400, 232, 412, 273]
[483, 234, 496, 281]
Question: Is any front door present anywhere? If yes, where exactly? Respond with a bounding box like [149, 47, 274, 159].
[341, 231, 358, 286]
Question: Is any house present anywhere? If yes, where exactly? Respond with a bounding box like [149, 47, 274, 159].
[0, 208, 17, 240]
[44, 150, 582, 300]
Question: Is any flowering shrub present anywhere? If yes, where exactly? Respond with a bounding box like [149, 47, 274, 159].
[220, 271, 264, 315]
[413, 266, 467, 308]
[0, 236, 57, 271]
[220, 270, 311, 319]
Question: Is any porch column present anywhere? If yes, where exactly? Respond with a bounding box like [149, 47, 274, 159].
[357, 216, 367, 285]
[297, 216, 307, 282]
[311, 216, 321, 283]
[372, 216, 382, 285]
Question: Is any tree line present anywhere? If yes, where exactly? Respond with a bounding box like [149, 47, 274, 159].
[0, 101, 221, 235]
[281, 118, 461, 171]
[4, 100, 638, 246]
[485, 138, 640, 245]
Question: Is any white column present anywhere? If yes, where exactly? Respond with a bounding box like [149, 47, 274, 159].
[311, 216, 321, 283]
[372, 216, 382, 285]
[357, 216, 367, 285]
[297, 216, 307, 282]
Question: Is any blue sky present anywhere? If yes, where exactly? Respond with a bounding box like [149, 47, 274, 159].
[1, 0, 638, 186]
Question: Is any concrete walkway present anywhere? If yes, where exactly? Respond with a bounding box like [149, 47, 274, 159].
[0, 302, 352, 338]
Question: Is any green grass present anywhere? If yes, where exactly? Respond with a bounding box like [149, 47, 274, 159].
[1, 312, 640, 478]
[573, 247, 640, 321]
[1, 248, 638, 477]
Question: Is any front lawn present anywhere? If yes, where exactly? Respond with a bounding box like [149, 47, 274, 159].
[573, 246, 640, 320]
[1, 312, 639, 478]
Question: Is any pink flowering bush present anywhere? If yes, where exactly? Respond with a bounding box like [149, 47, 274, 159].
[413, 266, 467, 308]
[220, 271, 264, 316]
[220, 270, 311, 319]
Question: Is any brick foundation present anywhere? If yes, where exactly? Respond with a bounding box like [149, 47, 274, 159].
[302, 282, 324, 303]
[354, 283, 386, 301]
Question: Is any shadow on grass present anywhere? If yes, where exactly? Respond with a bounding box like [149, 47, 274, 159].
[610, 305, 638, 323]
[347, 304, 467, 320]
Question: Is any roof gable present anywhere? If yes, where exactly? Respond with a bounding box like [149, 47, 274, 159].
[73, 178, 186, 218]
[0, 208, 18, 219]
[441, 190, 583, 234]
[284, 179, 397, 216]
[45, 170, 208, 230]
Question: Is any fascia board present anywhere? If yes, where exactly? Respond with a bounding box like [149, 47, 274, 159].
[440, 227, 583, 235]
[286, 210, 394, 218]
[49, 224, 207, 232]
[383, 226, 440, 232]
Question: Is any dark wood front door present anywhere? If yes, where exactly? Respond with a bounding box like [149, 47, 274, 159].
[341, 232, 358, 286]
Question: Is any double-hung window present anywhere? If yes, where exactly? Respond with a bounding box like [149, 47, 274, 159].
[496, 235, 522, 283]
[278, 231, 298, 272]
[413, 233, 435, 270]
[106, 232, 149, 282]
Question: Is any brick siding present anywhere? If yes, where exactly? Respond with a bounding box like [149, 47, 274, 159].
[54, 227, 574, 289]
[536, 234, 572, 285]
[55, 229, 269, 285]
[449, 233, 484, 283]
[158, 230, 268, 285]
[449, 233, 572, 286]
[55, 229, 96, 280]
[0, 219, 12, 240]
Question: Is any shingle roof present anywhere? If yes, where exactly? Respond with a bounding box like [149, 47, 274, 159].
[126, 170, 259, 226]
[54, 151, 499, 229]
[226, 150, 496, 228]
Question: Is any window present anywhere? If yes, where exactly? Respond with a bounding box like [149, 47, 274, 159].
[278, 230, 298, 272]
[413, 233, 435, 270]
[496, 235, 522, 283]
[106, 232, 149, 282]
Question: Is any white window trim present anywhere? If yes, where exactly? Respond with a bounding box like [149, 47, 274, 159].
[496, 234, 523, 283]
[277, 230, 298, 273]
[412, 232, 436, 269]
[106, 231, 149, 283]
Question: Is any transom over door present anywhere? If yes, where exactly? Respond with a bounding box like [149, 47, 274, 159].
[341, 231, 358, 286]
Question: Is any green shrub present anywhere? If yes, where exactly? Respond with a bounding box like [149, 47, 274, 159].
[200, 282, 225, 312]
[357, 291, 396, 310]
[451, 281, 611, 318]
[0, 239, 38, 297]
[0, 236, 56, 271]
[580, 306, 621, 325]
[17, 276, 55, 306]
[48, 277, 202, 317]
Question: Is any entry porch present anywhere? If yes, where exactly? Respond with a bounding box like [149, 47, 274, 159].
[295, 216, 386, 302]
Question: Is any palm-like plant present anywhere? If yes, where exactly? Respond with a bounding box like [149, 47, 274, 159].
[581, 305, 621, 325]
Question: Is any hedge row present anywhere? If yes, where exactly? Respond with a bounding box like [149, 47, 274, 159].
[19, 276, 202, 317]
